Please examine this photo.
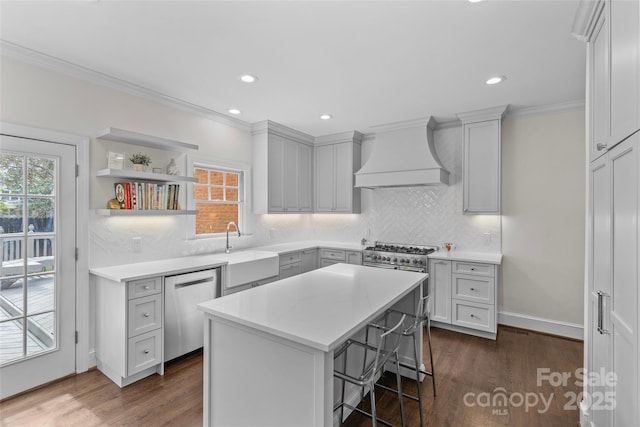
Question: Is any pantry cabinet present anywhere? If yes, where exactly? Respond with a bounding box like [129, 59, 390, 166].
[457, 106, 507, 215]
[315, 132, 362, 213]
[584, 0, 639, 161]
[253, 121, 314, 214]
[575, 1, 640, 424]
[428, 258, 498, 339]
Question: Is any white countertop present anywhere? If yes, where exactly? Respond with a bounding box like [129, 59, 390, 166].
[427, 250, 502, 264]
[198, 263, 427, 352]
[253, 240, 367, 254]
[89, 255, 229, 282]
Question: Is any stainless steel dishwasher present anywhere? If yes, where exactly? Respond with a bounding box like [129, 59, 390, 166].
[164, 267, 221, 362]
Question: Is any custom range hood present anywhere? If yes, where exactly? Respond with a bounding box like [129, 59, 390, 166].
[355, 117, 449, 188]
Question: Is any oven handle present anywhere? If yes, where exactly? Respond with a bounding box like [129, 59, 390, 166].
[363, 262, 398, 270]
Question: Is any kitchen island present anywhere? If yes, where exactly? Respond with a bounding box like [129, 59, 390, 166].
[197, 263, 427, 427]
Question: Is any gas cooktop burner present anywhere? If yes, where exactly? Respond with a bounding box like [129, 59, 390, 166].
[365, 243, 437, 255]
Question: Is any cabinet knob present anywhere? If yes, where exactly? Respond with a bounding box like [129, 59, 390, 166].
[143, 350, 150, 354]
[143, 313, 150, 318]
[470, 314, 475, 318]
[470, 268, 475, 271]
[470, 288, 475, 291]
[596, 143, 608, 151]
[143, 286, 150, 290]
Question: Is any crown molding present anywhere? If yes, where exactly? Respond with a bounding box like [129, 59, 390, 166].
[1, 40, 251, 132]
[457, 105, 509, 124]
[251, 120, 315, 144]
[506, 100, 585, 119]
[315, 130, 364, 146]
[571, 0, 604, 42]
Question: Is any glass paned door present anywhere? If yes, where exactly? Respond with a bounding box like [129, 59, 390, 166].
[0, 154, 57, 364]
[0, 135, 76, 399]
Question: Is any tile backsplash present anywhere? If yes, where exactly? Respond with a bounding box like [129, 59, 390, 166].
[89, 125, 501, 268]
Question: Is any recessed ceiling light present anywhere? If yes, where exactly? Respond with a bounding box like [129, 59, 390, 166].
[228, 108, 241, 115]
[320, 114, 333, 120]
[239, 74, 258, 83]
[486, 76, 506, 85]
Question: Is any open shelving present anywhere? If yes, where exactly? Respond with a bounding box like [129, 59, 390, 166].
[95, 209, 198, 217]
[96, 168, 198, 183]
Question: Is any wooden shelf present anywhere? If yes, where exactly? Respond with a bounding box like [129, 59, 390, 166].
[95, 209, 198, 217]
[96, 168, 198, 183]
[96, 127, 199, 152]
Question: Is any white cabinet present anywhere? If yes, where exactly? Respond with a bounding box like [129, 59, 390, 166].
[428, 258, 498, 339]
[429, 259, 452, 324]
[458, 106, 507, 215]
[94, 275, 164, 387]
[586, 0, 640, 161]
[253, 121, 314, 214]
[315, 132, 362, 213]
[577, 2, 640, 424]
[301, 249, 317, 273]
[279, 252, 303, 279]
[587, 134, 639, 426]
[346, 251, 362, 265]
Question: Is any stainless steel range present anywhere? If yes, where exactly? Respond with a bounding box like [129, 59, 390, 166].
[362, 242, 438, 273]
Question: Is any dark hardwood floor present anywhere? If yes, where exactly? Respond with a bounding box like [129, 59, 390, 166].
[0, 326, 583, 427]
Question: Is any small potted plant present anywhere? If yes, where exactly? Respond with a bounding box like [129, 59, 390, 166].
[129, 153, 151, 172]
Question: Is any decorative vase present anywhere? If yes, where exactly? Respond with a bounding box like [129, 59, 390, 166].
[132, 164, 145, 172]
[166, 158, 178, 175]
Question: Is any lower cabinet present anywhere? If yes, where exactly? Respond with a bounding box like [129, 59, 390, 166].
[223, 276, 278, 295]
[429, 259, 498, 339]
[301, 249, 317, 273]
[94, 275, 164, 387]
[278, 247, 362, 279]
[280, 252, 303, 278]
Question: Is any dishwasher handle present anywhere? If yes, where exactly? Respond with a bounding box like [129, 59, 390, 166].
[174, 277, 213, 289]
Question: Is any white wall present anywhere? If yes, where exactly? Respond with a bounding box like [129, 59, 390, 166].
[501, 110, 586, 326]
[1, 57, 584, 339]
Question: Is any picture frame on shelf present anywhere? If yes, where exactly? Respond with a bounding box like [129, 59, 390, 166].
[107, 151, 125, 169]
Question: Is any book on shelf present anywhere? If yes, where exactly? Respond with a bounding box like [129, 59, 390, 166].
[112, 182, 180, 210]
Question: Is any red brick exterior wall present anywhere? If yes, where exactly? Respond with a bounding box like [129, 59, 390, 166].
[194, 167, 241, 234]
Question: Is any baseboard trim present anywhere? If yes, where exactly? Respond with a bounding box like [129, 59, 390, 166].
[498, 311, 584, 340]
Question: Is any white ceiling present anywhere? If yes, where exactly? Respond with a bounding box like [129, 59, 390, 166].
[0, 0, 585, 136]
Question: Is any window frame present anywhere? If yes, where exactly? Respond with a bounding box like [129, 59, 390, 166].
[187, 156, 251, 239]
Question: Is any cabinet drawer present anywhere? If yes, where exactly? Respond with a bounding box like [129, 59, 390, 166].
[452, 261, 493, 277]
[128, 294, 162, 337]
[319, 249, 346, 261]
[127, 329, 162, 376]
[279, 262, 302, 279]
[451, 300, 496, 333]
[279, 252, 302, 265]
[452, 274, 494, 304]
[128, 277, 162, 299]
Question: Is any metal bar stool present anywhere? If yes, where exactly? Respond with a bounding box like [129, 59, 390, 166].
[334, 314, 407, 427]
[367, 294, 435, 427]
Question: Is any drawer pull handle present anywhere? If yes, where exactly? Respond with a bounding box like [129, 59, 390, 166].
[143, 350, 150, 354]
[470, 314, 475, 318]
[143, 286, 150, 290]
[470, 288, 475, 291]
[143, 313, 150, 318]
[470, 268, 475, 271]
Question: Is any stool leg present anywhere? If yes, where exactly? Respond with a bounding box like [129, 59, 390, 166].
[412, 331, 425, 427]
[339, 346, 348, 422]
[369, 379, 378, 427]
[426, 318, 436, 397]
[394, 352, 406, 427]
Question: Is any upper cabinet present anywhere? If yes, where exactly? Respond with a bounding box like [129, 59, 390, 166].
[576, 0, 640, 161]
[253, 121, 314, 214]
[458, 106, 507, 215]
[315, 131, 362, 213]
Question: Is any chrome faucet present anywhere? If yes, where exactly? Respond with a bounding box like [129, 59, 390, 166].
[225, 221, 241, 254]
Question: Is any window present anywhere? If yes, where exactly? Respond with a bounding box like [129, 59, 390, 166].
[192, 163, 245, 236]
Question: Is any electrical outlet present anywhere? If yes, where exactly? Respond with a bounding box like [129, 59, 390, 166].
[483, 232, 492, 245]
[132, 236, 142, 252]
